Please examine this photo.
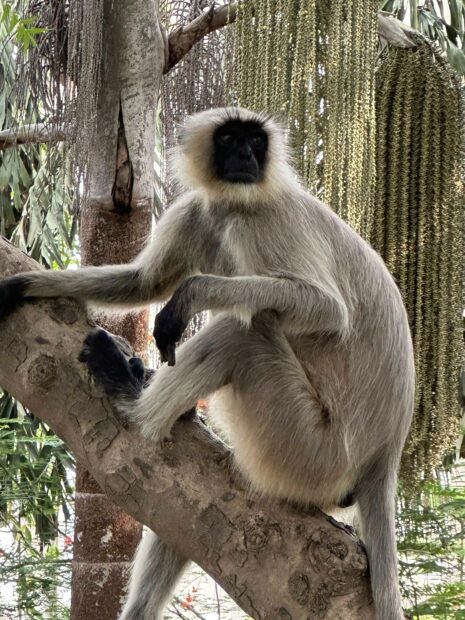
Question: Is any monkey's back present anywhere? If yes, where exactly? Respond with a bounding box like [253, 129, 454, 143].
[312, 194, 415, 468]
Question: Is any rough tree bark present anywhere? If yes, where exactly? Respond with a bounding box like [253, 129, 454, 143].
[0, 238, 375, 619]
[69, 1, 165, 618]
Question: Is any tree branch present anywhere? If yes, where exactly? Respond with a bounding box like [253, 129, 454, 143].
[0, 237, 375, 619]
[0, 124, 67, 150]
[378, 12, 417, 50]
[165, 3, 238, 73]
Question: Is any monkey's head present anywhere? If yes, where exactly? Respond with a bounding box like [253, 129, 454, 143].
[172, 108, 297, 204]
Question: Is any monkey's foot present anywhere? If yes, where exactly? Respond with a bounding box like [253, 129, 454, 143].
[0, 276, 28, 321]
[140, 409, 199, 446]
[79, 329, 145, 402]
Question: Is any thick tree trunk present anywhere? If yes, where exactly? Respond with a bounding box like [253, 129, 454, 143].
[70, 1, 165, 617]
[0, 239, 375, 620]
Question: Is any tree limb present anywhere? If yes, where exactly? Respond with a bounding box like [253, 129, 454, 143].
[0, 237, 375, 619]
[0, 123, 67, 150]
[378, 12, 417, 50]
[165, 3, 238, 73]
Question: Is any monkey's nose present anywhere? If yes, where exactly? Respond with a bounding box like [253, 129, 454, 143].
[238, 147, 252, 161]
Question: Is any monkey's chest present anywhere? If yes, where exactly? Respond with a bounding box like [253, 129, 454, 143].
[217, 221, 262, 276]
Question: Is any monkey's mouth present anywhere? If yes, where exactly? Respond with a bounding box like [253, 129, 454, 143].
[222, 171, 259, 184]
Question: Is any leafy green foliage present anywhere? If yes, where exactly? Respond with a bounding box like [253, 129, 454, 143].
[379, 0, 465, 75]
[0, 1, 78, 266]
[1, 543, 72, 619]
[0, 391, 74, 619]
[0, 2, 76, 617]
[1, 2, 47, 51]
[0, 393, 74, 545]
[398, 478, 465, 618]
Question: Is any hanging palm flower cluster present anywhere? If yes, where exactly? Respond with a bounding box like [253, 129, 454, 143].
[374, 40, 464, 481]
[233, 0, 378, 238]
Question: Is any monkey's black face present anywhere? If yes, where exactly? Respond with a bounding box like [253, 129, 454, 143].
[213, 120, 268, 184]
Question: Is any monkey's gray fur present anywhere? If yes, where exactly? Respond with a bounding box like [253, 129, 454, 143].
[0, 107, 414, 620]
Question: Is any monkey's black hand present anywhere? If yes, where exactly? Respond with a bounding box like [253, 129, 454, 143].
[0, 276, 28, 321]
[79, 329, 145, 400]
[154, 296, 189, 366]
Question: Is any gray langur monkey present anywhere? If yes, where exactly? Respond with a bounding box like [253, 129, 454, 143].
[0, 107, 414, 620]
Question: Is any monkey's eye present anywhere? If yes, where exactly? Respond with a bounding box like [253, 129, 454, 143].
[251, 135, 264, 146]
[219, 134, 234, 146]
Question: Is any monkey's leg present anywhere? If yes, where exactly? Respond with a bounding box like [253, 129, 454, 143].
[127, 310, 346, 490]
[80, 313, 268, 438]
[119, 530, 189, 620]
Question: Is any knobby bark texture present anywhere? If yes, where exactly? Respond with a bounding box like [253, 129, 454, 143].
[70, 0, 166, 617]
[0, 239, 375, 620]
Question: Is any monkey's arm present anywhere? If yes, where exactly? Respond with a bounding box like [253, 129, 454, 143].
[154, 274, 349, 364]
[0, 196, 202, 320]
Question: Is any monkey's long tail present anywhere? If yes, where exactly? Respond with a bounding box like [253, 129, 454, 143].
[119, 530, 189, 620]
[357, 469, 405, 620]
